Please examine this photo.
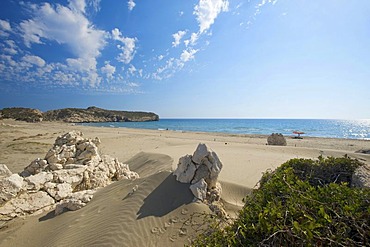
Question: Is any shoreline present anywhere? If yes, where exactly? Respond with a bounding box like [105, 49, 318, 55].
[79, 118, 370, 141]
[1, 118, 369, 247]
[1, 119, 369, 187]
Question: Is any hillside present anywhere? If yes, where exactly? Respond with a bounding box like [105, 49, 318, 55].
[0, 106, 159, 123]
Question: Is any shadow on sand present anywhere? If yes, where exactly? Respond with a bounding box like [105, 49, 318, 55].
[136, 174, 193, 219]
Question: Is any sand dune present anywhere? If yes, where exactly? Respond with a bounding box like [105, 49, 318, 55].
[0, 119, 369, 246]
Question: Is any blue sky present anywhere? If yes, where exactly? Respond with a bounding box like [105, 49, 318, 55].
[0, 0, 369, 119]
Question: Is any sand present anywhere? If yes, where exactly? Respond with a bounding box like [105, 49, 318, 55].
[0, 119, 369, 246]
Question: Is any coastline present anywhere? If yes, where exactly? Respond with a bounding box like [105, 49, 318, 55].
[1, 118, 369, 186]
[0, 118, 369, 246]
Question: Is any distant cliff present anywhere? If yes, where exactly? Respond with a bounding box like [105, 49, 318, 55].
[0, 107, 159, 123]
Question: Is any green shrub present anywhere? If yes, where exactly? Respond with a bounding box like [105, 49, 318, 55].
[191, 156, 370, 246]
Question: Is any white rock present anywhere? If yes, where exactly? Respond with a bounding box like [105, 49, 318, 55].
[0, 191, 54, 217]
[192, 143, 209, 164]
[48, 163, 64, 171]
[191, 164, 209, 184]
[189, 178, 207, 201]
[0, 164, 12, 178]
[0, 174, 24, 205]
[53, 167, 86, 189]
[24, 172, 53, 191]
[54, 190, 94, 215]
[173, 155, 197, 183]
[22, 158, 48, 176]
[55, 131, 84, 146]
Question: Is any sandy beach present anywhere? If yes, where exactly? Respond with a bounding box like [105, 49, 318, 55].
[0, 119, 369, 247]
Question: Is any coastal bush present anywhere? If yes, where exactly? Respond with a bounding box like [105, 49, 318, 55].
[191, 156, 370, 246]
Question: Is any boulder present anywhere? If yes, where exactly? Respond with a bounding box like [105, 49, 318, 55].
[173, 155, 197, 183]
[0, 191, 55, 218]
[55, 190, 94, 215]
[267, 133, 287, 146]
[0, 174, 24, 205]
[24, 172, 53, 191]
[189, 178, 207, 201]
[21, 158, 48, 177]
[355, 149, 370, 154]
[173, 143, 224, 215]
[0, 164, 12, 178]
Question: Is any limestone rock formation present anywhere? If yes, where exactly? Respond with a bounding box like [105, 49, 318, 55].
[0, 107, 159, 123]
[355, 149, 370, 154]
[0, 107, 43, 122]
[173, 143, 225, 217]
[0, 131, 138, 221]
[267, 133, 287, 146]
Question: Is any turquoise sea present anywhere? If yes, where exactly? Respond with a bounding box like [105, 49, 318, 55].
[81, 119, 370, 140]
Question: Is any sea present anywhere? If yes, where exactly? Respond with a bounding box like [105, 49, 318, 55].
[81, 119, 370, 140]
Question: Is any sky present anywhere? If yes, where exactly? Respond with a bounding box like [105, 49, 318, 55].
[0, 0, 369, 119]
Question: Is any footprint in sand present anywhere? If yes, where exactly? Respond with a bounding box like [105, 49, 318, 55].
[170, 216, 179, 223]
[178, 228, 187, 237]
[164, 222, 172, 229]
[169, 234, 178, 242]
[151, 227, 159, 234]
[151, 226, 166, 235]
[181, 208, 188, 215]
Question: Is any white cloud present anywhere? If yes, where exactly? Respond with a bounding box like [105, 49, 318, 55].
[126, 82, 139, 87]
[158, 55, 164, 61]
[4, 48, 17, 55]
[112, 28, 137, 64]
[3, 40, 18, 55]
[128, 64, 136, 75]
[101, 62, 116, 79]
[172, 30, 187, 47]
[88, 0, 102, 12]
[0, 19, 11, 31]
[18, 2, 106, 86]
[68, 0, 86, 13]
[22, 55, 46, 67]
[180, 48, 198, 62]
[184, 32, 199, 47]
[193, 0, 229, 34]
[128, 0, 136, 11]
[0, 19, 12, 37]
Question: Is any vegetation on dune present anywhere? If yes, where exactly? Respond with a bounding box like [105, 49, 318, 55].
[191, 156, 370, 246]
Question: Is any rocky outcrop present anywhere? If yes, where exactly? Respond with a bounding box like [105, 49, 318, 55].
[0, 131, 139, 221]
[355, 149, 370, 155]
[173, 143, 226, 217]
[267, 133, 287, 146]
[0, 106, 159, 123]
[43, 106, 159, 123]
[0, 107, 43, 122]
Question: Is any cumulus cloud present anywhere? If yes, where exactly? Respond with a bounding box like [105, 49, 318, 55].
[172, 30, 187, 47]
[184, 32, 199, 47]
[0, 19, 11, 31]
[128, 0, 136, 11]
[194, 0, 229, 33]
[101, 62, 116, 79]
[18, 2, 106, 86]
[68, 0, 86, 13]
[180, 48, 198, 62]
[112, 28, 137, 64]
[0, 19, 12, 37]
[22, 55, 46, 67]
